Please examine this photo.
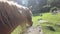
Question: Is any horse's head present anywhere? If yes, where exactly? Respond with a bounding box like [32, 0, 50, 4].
[0, 0, 33, 34]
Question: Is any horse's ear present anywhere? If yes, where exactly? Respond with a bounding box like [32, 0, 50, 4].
[29, 6, 32, 10]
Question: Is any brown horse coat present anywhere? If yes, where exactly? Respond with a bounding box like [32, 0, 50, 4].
[0, 0, 33, 34]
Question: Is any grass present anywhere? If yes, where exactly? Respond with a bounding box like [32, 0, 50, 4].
[11, 25, 23, 34]
[11, 13, 60, 34]
[32, 13, 60, 34]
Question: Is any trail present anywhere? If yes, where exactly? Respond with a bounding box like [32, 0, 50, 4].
[23, 25, 43, 34]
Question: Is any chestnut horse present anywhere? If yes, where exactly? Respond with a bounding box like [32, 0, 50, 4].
[0, 0, 33, 34]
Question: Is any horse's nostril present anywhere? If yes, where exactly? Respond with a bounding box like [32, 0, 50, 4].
[28, 31, 31, 33]
[31, 22, 33, 26]
[39, 30, 41, 32]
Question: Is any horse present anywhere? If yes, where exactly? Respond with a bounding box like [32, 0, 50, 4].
[0, 0, 33, 34]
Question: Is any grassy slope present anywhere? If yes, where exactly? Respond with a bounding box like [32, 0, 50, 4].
[32, 13, 60, 34]
[11, 13, 60, 34]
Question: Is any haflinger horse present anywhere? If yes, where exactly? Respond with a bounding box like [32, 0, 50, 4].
[0, 0, 33, 34]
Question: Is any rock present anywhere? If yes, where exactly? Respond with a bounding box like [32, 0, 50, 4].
[46, 25, 55, 31]
[55, 23, 60, 27]
[39, 20, 48, 23]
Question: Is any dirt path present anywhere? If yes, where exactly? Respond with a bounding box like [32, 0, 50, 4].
[23, 25, 43, 34]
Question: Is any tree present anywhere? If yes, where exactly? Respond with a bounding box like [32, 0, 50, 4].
[28, 0, 47, 14]
[51, 0, 60, 8]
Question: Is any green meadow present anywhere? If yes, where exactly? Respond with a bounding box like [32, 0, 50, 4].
[11, 13, 60, 34]
[32, 13, 60, 34]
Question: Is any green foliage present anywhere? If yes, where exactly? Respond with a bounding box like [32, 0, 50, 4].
[50, 0, 60, 7]
[32, 13, 60, 34]
[50, 7, 57, 12]
[47, 0, 54, 5]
